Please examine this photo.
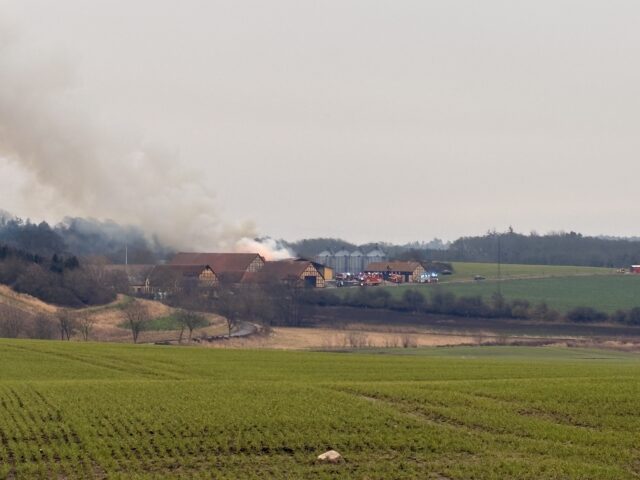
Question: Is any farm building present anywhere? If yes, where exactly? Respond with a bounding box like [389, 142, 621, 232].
[316, 250, 332, 268]
[366, 249, 386, 265]
[249, 260, 325, 288]
[314, 248, 388, 274]
[295, 258, 333, 281]
[349, 250, 364, 274]
[364, 261, 425, 283]
[169, 253, 265, 283]
[631, 265, 640, 274]
[103, 264, 154, 294]
[147, 264, 218, 295]
[333, 250, 350, 274]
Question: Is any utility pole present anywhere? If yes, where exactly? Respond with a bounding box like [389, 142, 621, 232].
[497, 233, 502, 295]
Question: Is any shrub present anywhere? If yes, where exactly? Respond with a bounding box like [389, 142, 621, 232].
[509, 299, 531, 319]
[454, 296, 490, 317]
[610, 309, 628, 324]
[401, 289, 426, 313]
[565, 307, 607, 323]
[625, 307, 640, 326]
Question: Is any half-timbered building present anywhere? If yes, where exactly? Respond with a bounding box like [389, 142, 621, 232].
[364, 261, 425, 283]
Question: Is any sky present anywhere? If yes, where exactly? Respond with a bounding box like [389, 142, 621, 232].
[1, 1, 639, 246]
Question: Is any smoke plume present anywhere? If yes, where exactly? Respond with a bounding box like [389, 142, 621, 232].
[234, 237, 294, 261]
[0, 30, 256, 252]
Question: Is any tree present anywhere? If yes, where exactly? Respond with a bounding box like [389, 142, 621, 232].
[214, 288, 242, 337]
[175, 309, 208, 342]
[77, 313, 96, 341]
[0, 304, 24, 338]
[31, 314, 56, 340]
[124, 302, 150, 343]
[56, 310, 77, 340]
[401, 289, 425, 313]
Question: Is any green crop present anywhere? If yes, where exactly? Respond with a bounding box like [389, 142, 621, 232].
[0, 340, 639, 478]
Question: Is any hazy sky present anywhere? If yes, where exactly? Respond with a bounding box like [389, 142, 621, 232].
[1, 1, 639, 245]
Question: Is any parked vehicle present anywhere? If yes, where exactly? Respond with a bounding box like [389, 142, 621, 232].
[420, 272, 439, 284]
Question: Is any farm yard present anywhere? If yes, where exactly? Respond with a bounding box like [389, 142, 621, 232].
[1, 340, 640, 479]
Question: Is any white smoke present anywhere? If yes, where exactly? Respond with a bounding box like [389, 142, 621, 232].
[234, 237, 294, 261]
[0, 30, 256, 251]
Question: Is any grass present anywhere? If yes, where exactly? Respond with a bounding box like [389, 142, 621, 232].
[387, 275, 640, 313]
[339, 261, 627, 313]
[439, 261, 614, 283]
[1, 339, 640, 478]
[117, 313, 203, 332]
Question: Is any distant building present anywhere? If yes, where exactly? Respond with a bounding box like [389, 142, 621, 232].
[631, 265, 640, 274]
[294, 258, 333, 281]
[364, 261, 425, 283]
[169, 252, 265, 284]
[333, 250, 351, 274]
[316, 250, 333, 270]
[349, 250, 364, 274]
[313, 248, 387, 274]
[147, 264, 218, 296]
[366, 249, 386, 265]
[103, 264, 154, 294]
[247, 259, 325, 288]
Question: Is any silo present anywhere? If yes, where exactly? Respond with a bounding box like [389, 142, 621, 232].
[349, 250, 364, 274]
[365, 249, 387, 269]
[333, 249, 350, 273]
[315, 250, 333, 270]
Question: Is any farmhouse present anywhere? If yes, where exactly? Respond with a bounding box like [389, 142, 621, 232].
[169, 253, 265, 283]
[364, 261, 425, 283]
[147, 264, 217, 295]
[249, 260, 326, 288]
[103, 264, 155, 294]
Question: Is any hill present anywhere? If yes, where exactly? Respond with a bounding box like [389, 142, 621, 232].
[0, 286, 225, 342]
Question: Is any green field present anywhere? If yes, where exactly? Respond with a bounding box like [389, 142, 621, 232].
[391, 275, 640, 313]
[440, 262, 614, 283]
[2, 340, 640, 478]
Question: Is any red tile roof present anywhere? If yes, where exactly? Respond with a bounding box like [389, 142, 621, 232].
[243, 260, 319, 283]
[169, 253, 264, 273]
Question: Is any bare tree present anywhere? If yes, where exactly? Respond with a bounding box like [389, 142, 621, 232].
[77, 313, 96, 341]
[124, 301, 150, 344]
[31, 314, 56, 340]
[214, 288, 242, 337]
[0, 304, 24, 338]
[175, 309, 208, 343]
[57, 310, 77, 340]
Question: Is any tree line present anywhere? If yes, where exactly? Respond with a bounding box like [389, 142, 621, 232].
[0, 244, 125, 307]
[287, 231, 640, 268]
[0, 215, 170, 263]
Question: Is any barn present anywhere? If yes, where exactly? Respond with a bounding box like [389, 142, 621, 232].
[294, 258, 334, 281]
[364, 261, 425, 283]
[251, 260, 326, 288]
[147, 264, 218, 295]
[169, 253, 265, 284]
[631, 265, 640, 274]
[103, 264, 155, 294]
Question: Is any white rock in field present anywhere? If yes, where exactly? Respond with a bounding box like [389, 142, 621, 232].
[317, 450, 342, 463]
